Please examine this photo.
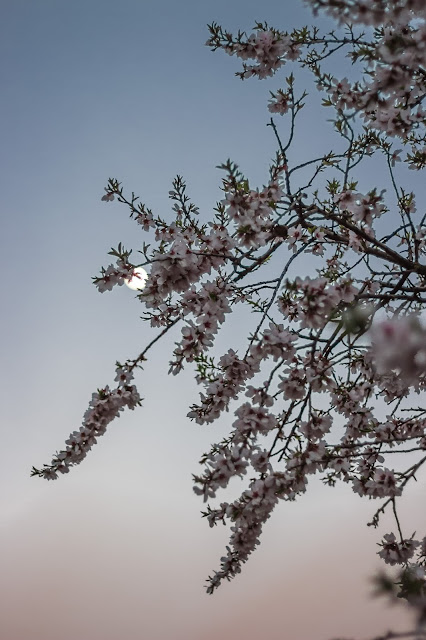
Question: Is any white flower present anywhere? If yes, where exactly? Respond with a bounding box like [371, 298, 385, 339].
[101, 188, 114, 202]
[378, 533, 420, 565]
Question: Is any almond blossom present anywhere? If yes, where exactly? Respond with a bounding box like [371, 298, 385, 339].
[33, 1, 426, 635]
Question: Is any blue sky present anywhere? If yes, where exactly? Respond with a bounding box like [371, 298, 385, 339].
[1, 1, 423, 638]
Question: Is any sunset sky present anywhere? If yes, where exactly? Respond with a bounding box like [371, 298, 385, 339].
[1, 1, 424, 638]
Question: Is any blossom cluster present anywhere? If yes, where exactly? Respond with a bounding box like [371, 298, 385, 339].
[31, 364, 141, 480]
[279, 275, 358, 329]
[93, 258, 136, 293]
[334, 190, 386, 228]
[378, 532, 422, 566]
[223, 177, 284, 247]
[206, 25, 301, 80]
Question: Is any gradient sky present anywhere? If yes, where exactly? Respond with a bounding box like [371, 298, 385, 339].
[1, 1, 424, 639]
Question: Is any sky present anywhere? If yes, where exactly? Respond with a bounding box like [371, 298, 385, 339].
[1, 1, 424, 639]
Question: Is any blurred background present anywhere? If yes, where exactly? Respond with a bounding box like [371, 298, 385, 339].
[1, 1, 424, 638]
